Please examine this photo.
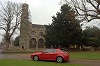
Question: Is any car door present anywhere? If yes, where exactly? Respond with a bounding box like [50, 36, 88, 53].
[39, 52, 46, 60]
[45, 49, 57, 60]
[39, 49, 52, 60]
[49, 49, 57, 60]
[44, 49, 53, 60]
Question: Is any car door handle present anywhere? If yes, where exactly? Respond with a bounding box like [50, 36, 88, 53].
[50, 53, 53, 54]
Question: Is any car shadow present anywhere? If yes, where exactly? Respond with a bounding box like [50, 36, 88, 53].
[30, 59, 70, 63]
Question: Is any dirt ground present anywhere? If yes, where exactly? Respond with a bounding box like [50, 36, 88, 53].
[69, 59, 100, 66]
[0, 53, 100, 66]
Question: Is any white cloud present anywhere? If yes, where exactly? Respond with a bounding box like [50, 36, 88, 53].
[27, 0, 61, 25]
[1, 0, 61, 25]
[0, 0, 61, 24]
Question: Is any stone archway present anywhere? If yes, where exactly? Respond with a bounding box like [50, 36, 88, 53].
[30, 38, 37, 48]
[38, 38, 44, 48]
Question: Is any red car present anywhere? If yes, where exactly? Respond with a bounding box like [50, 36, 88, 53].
[31, 48, 69, 63]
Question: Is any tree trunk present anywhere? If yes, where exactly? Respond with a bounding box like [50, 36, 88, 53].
[5, 39, 11, 50]
[80, 45, 83, 51]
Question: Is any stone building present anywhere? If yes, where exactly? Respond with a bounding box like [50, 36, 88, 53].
[19, 3, 46, 50]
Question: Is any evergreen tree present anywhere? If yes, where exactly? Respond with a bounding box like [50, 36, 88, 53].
[45, 4, 82, 48]
[83, 26, 100, 47]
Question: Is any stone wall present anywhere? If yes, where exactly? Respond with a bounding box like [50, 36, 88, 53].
[19, 3, 46, 50]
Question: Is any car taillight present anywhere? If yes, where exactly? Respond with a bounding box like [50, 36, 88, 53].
[63, 53, 67, 56]
[66, 52, 68, 53]
[66, 52, 69, 55]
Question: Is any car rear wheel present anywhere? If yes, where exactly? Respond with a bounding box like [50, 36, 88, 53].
[33, 56, 39, 61]
[56, 57, 63, 63]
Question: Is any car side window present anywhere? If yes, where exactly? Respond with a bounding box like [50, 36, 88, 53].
[52, 49, 57, 52]
[44, 49, 55, 53]
[44, 49, 52, 53]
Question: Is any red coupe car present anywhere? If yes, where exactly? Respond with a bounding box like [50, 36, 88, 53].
[31, 48, 69, 63]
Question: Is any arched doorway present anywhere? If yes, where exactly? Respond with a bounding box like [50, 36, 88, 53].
[38, 38, 44, 48]
[30, 38, 37, 48]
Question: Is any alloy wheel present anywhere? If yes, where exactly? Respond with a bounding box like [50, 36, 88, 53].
[56, 57, 63, 63]
[33, 56, 39, 61]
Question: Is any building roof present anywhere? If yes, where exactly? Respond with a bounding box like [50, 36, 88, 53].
[32, 24, 46, 29]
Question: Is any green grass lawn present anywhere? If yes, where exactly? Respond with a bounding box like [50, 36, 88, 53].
[70, 51, 100, 60]
[0, 59, 84, 66]
[0, 51, 100, 66]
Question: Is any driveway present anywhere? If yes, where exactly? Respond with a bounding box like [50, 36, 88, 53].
[0, 53, 100, 66]
[0, 53, 31, 60]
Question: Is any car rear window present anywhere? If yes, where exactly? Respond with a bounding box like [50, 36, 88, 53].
[61, 49, 67, 52]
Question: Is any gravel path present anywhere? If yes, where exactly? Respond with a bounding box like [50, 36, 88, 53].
[69, 59, 100, 66]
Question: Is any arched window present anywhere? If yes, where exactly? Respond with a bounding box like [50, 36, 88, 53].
[30, 38, 37, 48]
[38, 38, 44, 48]
[39, 32, 43, 36]
[32, 31, 36, 35]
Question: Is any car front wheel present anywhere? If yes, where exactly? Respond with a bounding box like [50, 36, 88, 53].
[33, 56, 39, 61]
[56, 57, 63, 63]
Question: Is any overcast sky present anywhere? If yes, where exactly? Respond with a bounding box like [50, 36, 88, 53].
[0, 0, 100, 42]
[0, 0, 62, 42]
[0, 0, 61, 25]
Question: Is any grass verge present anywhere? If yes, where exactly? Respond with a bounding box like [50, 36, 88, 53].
[70, 51, 100, 60]
[0, 59, 84, 66]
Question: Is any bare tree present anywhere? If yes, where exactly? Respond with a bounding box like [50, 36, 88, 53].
[0, 1, 22, 49]
[61, 0, 100, 22]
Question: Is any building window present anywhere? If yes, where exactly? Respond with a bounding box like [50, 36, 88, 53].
[39, 32, 43, 36]
[32, 31, 36, 35]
